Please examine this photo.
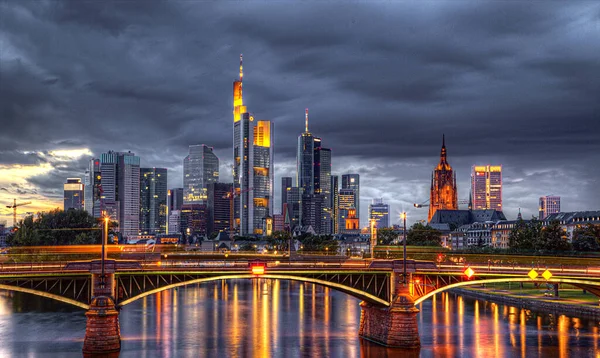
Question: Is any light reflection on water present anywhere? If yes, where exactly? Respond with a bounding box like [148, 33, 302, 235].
[0, 281, 599, 357]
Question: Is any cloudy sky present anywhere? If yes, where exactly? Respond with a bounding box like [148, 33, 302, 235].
[1, 1, 599, 227]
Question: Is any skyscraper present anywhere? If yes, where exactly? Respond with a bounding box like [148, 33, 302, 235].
[139, 168, 168, 234]
[64, 178, 84, 210]
[428, 136, 458, 222]
[539, 195, 560, 220]
[183, 144, 219, 205]
[286, 187, 302, 229]
[470, 165, 503, 211]
[281, 177, 293, 214]
[84, 159, 101, 216]
[207, 182, 233, 235]
[338, 188, 357, 233]
[369, 198, 390, 229]
[166, 188, 183, 234]
[100, 151, 140, 238]
[232, 56, 274, 235]
[331, 175, 339, 234]
[296, 109, 332, 234]
[341, 174, 360, 223]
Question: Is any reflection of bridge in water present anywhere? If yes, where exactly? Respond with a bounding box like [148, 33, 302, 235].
[1, 258, 600, 354]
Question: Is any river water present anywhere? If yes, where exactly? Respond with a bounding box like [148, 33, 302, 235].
[0, 279, 599, 357]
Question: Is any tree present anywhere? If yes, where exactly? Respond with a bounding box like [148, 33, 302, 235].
[377, 228, 399, 245]
[406, 223, 442, 246]
[572, 224, 600, 252]
[239, 242, 257, 252]
[538, 221, 571, 251]
[508, 217, 542, 250]
[6, 209, 101, 246]
[299, 234, 339, 253]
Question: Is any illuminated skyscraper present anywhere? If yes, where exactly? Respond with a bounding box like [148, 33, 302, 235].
[140, 168, 168, 234]
[470, 165, 502, 211]
[338, 188, 356, 233]
[428, 136, 458, 222]
[232, 56, 274, 235]
[539, 195, 560, 220]
[100, 151, 140, 238]
[84, 159, 102, 217]
[281, 177, 293, 213]
[341, 174, 360, 223]
[166, 188, 183, 234]
[369, 198, 390, 229]
[331, 175, 339, 234]
[296, 109, 332, 234]
[64, 178, 84, 210]
[183, 144, 219, 205]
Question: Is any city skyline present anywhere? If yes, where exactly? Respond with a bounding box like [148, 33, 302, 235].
[1, 2, 599, 228]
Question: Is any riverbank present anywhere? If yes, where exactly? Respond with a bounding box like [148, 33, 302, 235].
[450, 287, 600, 320]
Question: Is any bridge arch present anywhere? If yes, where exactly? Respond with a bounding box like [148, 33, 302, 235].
[117, 274, 391, 308]
[413, 277, 600, 305]
[0, 284, 90, 310]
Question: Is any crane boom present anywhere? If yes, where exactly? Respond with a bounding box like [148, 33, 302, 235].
[414, 199, 469, 208]
[6, 199, 32, 227]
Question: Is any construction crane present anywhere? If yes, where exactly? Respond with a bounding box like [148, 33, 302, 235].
[223, 187, 254, 238]
[413, 199, 469, 208]
[6, 199, 32, 227]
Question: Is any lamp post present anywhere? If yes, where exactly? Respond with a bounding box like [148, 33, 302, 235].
[101, 216, 108, 287]
[400, 212, 407, 284]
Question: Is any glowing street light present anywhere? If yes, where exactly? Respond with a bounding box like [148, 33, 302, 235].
[400, 212, 407, 284]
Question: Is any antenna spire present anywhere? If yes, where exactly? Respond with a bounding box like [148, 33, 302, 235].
[239, 54, 243, 82]
[305, 108, 309, 133]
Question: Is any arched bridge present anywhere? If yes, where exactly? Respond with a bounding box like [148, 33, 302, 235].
[1, 258, 600, 351]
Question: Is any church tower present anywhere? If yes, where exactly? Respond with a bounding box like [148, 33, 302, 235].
[428, 135, 458, 222]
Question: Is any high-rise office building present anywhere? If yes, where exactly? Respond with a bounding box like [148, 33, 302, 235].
[369, 198, 390, 229]
[331, 175, 339, 234]
[180, 204, 207, 237]
[207, 182, 233, 235]
[183, 144, 219, 205]
[286, 187, 302, 229]
[100, 151, 141, 238]
[232, 55, 274, 235]
[338, 188, 356, 233]
[84, 159, 102, 216]
[140, 168, 168, 234]
[539, 196, 561, 220]
[341, 174, 360, 226]
[166, 188, 183, 234]
[64, 178, 84, 210]
[296, 109, 332, 234]
[428, 136, 458, 222]
[470, 165, 503, 211]
[281, 177, 293, 214]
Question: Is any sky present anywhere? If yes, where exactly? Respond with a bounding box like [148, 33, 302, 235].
[1, 1, 599, 228]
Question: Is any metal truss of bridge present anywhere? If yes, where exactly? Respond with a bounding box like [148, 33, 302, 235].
[1, 258, 600, 352]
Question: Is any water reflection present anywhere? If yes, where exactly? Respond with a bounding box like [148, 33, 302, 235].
[0, 283, 599, 357]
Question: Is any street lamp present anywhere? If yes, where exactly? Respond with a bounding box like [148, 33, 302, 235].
[400, 212, 407, 284]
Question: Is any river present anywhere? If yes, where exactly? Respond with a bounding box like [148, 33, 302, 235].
[0, 279, 598, 357]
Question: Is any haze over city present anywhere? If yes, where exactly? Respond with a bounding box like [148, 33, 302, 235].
[1, 1, 599, 227]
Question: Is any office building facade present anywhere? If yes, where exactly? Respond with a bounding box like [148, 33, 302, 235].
[100, 151, 141, 238]
[64, 178, 84, 210]
[207, 182, 233, 235]
[369, 198, 390, 229]
[539, 196, 561, 220]
[183, 144, 219, 205]
[281, 177, 293, 214]
[470, 165, 503, 211]
[84, 159, 102, 216]
[139, 168, 168, 234]
[341, 174, 360, 221]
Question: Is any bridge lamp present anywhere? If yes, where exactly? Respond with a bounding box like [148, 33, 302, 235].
[251, 264, 265, 275]
[464, 266, 475, 279]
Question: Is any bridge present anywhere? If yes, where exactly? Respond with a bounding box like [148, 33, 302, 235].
[1, 257, 600, 354]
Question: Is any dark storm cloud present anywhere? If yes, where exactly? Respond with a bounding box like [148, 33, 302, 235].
[1, 0, 599, 223]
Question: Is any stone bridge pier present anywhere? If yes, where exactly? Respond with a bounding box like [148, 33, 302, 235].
[82, 260, 121, 356]
[359, 263, 420, 348]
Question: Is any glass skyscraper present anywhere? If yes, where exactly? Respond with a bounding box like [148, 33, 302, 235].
[64, 178, 84, 211]
[369, 198, 390, 229]
[140, 168, 168, 234]
[183, 145, 219, 205]
[341, 174, 360, 224]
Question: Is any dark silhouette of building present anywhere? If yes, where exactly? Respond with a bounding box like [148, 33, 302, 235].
[207, 183, 233, 235]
